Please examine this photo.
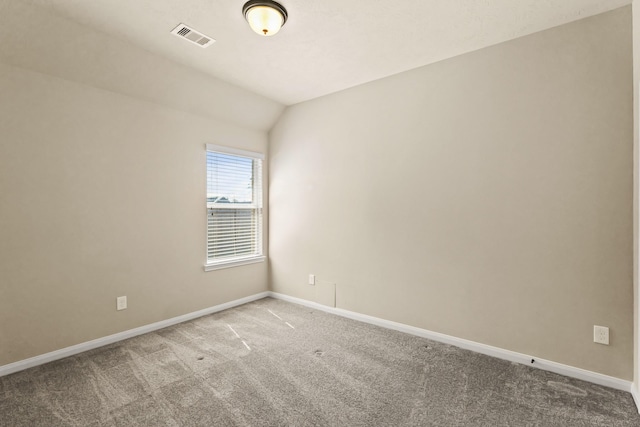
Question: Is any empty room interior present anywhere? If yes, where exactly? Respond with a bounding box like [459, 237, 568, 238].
[2, 0, 640, 425]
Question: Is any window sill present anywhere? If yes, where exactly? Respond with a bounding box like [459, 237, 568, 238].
[204, 255, 266, 272]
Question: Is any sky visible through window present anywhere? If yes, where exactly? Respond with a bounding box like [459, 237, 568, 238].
[207, 152, 253, 204]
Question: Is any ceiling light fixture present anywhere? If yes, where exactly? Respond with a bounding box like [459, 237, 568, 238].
[242, 0, 288, 37]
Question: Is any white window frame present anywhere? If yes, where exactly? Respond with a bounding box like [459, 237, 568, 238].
[204, 144, 265, 271]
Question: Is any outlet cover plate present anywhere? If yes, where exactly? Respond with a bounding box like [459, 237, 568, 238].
[593, 325, 609, 345]
[117, 296, 127, 311]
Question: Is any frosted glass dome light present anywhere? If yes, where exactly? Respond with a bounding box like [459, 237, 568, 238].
[243, 1, 288, 36]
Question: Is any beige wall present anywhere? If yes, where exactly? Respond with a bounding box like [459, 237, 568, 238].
[633, 0, 640, 392]
[269, 7, 633, 379]
[0, 63, 269, 366]
[0, 2, 281, 367]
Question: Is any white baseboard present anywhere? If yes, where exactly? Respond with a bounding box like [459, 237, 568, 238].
[0, 291, 270, 377]
[268, 292, 632, 393]
[632, 384, 640, 413]
[2, 289, 635, 401]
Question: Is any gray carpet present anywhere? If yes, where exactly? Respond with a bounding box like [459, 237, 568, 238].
[1, 297, 638, 426]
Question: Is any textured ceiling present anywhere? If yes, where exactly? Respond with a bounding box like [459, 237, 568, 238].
[25, 0, 631, 105]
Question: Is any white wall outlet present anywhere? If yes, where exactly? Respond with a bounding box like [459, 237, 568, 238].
[117, 296, 127, 311]
[308, 274, 315, 286]
[593, 325, 609, 345]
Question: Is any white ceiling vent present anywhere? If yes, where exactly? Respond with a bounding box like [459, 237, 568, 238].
[171, 23, 215, 48]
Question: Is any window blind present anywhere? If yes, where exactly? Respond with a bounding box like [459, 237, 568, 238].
[206, 146, 263, 265]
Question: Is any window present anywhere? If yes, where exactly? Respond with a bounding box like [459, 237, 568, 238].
[205, 144, 264, 270]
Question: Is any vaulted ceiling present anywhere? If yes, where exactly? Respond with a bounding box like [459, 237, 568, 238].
[21, 0, 632, 105]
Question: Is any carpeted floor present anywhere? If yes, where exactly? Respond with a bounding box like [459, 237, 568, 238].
[1, 297, 639, 426]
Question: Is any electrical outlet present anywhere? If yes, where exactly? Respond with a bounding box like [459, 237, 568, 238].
[593, 325, 609, 345]
[117, 296, 127, 311]
[308, 274, 315, 286]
